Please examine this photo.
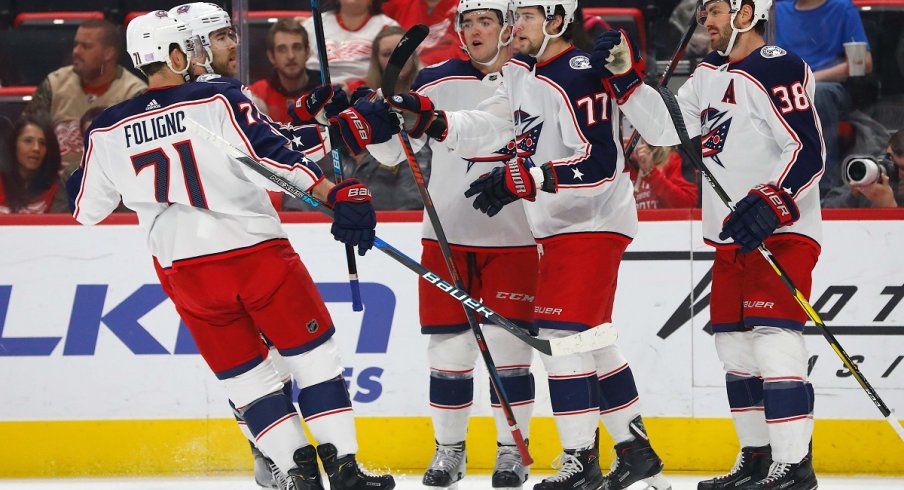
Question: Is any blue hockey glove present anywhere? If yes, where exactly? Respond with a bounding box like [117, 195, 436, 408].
[386, 92, 447, 140]
[719, 184, 800, 253]
[350, 86, 379, 104]
[464, 159, 556, 217]
[592, 29, 646, 103]
[288, 85, 349, 125]
[329, 99, 400, 155]
[327, 178, 376, 256]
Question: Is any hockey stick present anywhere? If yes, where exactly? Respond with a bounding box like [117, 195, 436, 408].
[623, 12, 698, 159]
[310, 0, 363, 312]
[657, 86, 904, 443]
[184, 117, 618, 358]
[382, 24, 532, 465]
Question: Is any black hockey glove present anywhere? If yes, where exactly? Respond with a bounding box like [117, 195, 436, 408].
[328, 179, 376, 256]
[464, 159, 556, 217]
[289, 85, 350, 126]
[719, 184, 800, 253]
[592, 29, 646, 103]
[386, 92, 448, 140]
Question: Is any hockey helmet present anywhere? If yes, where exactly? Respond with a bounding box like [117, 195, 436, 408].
[455, 0, 513, 66]
[126, 10, 192, 75]
[509, 0, 578, 59]
[169, 2, 236, 74]
[697, 0, 772, 56]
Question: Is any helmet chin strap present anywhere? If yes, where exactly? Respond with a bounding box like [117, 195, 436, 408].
[530, 18, 567, 60]
[717, 11, 756, 57]
[474, 28, 511, 66]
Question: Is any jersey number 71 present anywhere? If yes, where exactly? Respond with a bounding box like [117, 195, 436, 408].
[130, 140, 208, 209]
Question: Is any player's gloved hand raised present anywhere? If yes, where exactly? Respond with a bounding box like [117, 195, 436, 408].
[386, 92, 448, 140]
[719, 184, 800, 253]
[328, 178, 376, 256]
[591, 29, 646, 103]
[329, 99, 401, 155]
[464, 159, 556, 217]
[288, 84, 349, 125]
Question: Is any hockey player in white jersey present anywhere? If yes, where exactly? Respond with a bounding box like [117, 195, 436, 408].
[383, 1, 670, 489]
[72, 11, 398, 490]
[593, 1, 823, 489]
[366, 1, 538, 488]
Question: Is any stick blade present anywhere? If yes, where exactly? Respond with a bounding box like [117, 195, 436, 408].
[548, 323, 619, 356]
[382, 24, 430, 96]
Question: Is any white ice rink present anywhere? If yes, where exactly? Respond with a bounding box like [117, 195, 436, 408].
[1, 474, 902, 489]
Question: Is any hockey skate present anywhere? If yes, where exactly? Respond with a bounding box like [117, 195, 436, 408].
[287, 445, 325, 490]
[736, 454, 817, 490]
[698, 445, 772, 489]
[423, 440, 467, 489]
[533, 445, 603, 490]
[601, 416, 670, 490]
[251, 443, 279, 489]
[492, 442, 530, 489]
[317, 442, 396, 490]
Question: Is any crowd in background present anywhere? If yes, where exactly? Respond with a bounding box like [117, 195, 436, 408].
[0, 0, 902, 215]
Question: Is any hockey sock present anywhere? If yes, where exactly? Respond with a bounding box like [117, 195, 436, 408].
[594, 346, 641, 443]
[242, 391, 307, 474]
[430, 368, 475, 444]
[546, 369, 600, 449]
[764, 379, 814, 463]
[726, 372, 770, 447]
[231, 379, 294, 447]
[490, 368, 534, 445]
[298, 375, 358, 456]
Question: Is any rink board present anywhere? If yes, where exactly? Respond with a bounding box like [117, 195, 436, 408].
[1, 212, 903, 476]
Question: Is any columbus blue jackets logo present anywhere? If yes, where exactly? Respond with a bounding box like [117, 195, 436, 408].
[700, 106, 732, 168]
[464, 109, 542, 172]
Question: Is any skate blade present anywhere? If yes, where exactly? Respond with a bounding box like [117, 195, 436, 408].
[424, 484, 459, 490]
[632, 472, 671, 490]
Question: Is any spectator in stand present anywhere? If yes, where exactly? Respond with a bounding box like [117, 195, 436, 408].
[366, 26, 423, 95]
[22, 19, 146, 172]
[249, 19, 321, 123]
[775, 0, 873, 196]
[823, 130, 904, 208]
[629, 140, 698, 209]
[0, 116, 67, 214]
[303, 0, 399, 90]
[382, 0, 468, 66]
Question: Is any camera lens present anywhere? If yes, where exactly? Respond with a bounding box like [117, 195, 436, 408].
[848, 160, 868, 182]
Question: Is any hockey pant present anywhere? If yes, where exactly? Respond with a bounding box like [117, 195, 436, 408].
[715, 328, 814, 464]
[540, 328, 643, 450]
[428, 327, 535, 445]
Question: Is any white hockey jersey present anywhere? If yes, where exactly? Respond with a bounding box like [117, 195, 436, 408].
[620, 46, 824, 247]
[440, 47, 638, 241]
[368, 59, 535, 250]
[303, 12, 399, 85]
[73, 77, 325, 267]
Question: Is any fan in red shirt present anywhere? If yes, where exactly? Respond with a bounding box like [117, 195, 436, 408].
[382, 0, 468, 65]
[629, 140, 698, 209]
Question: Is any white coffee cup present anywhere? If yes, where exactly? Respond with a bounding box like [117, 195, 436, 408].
[844, 41, 868, 77]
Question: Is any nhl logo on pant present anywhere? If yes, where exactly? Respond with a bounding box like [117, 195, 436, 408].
[306, 319, 319, 333]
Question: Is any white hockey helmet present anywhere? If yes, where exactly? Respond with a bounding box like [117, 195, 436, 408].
[698, 0, 772, 56]
[510, 0, 578, 59]
[126, 10, 192, 76]
[169, 2, 235, 74]
[455, 0, 513, 66]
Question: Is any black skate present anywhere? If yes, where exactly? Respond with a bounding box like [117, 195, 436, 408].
[533, 445, 603, 490]
[601, 416, 670, 490]
[317, 442, 396, 490]
[287, 445, 325, 490]
[251, 442, 279, 489]
[698, 445, 772, 489]
[423, 441, 467, 489]
[737, 454, 817, 490]
[493, 441, 530, 489]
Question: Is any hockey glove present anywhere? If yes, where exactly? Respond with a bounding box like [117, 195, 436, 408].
[350, 86, 380, 104]
[719, 184, 800, 253]
[288, 85, 349, 125]
[386, 92, 448, 140]
[464, 159, 556, 217]
[329, 99, 401, 155]
[592, 29, 646, 103]
[327, 178, 376, 256]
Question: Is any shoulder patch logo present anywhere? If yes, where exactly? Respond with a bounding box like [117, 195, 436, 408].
[570, 55, 592, 70]
[722, 79, 736, 105]
[196, 73, 222, 82]
[760, 46, 787, 58]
